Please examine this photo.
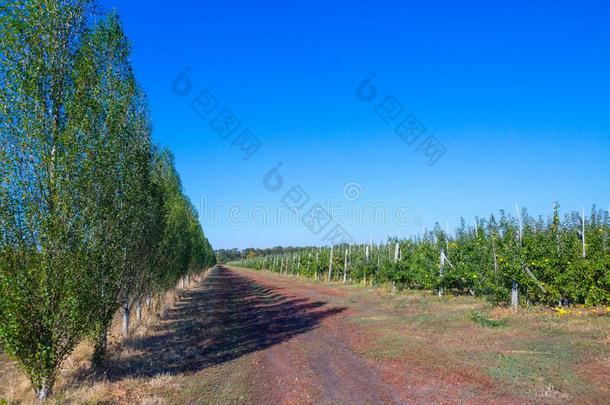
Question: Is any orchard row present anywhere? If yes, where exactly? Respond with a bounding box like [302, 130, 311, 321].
[234, 204, 609, 307]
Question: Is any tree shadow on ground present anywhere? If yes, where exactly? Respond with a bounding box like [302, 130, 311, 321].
[104, 266, 345, 380]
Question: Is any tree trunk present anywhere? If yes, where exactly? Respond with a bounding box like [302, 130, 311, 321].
[36, 381, 52, 401]
[92, 328, 108, 369]
[122, 301, 130, 337]
[33, 367, 56, 401]
[136, 302, 142, 323]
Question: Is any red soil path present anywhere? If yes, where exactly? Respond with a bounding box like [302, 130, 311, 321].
[221, 266, 523, 404]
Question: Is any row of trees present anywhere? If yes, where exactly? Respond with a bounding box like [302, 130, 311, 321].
[234, 205, 610, 307]
[216, 246, 305, 263]
[0, 0, 215, 400]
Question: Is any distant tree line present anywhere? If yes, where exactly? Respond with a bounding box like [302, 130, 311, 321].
[0, 0, 215, 399]
[216, 246, 305, 263]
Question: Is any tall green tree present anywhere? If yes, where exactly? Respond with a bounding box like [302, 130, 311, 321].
[0, 0, 99, 399]
[69, 10, 157, 366]
[0, 1, 216, 398]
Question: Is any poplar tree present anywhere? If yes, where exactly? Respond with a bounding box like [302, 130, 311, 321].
[0, 1, 216, 398]
[0, 0, 98, 399]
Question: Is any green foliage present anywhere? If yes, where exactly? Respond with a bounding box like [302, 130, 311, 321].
[235, 204, 610, 308]
[0, 0, 215, 399]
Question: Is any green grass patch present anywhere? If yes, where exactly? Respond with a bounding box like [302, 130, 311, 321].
[471, 312, 508, 328]
[485, 336, 588, 398]
[348, 315, 390, 324]
[366, 332, 410, 360]
[488, 354, 534, 382]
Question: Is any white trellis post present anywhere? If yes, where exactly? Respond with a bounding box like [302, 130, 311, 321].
[438, 249, 445, 297]
[512, 203, 522, 310]
[492, 239, 499, 272]
[307, 253, 311, 276]
[365, 245, 370, 262]
[511, 281, 519, 310]
[582, 207, 586, 258]
[328, 246, 334, 281]
[516, 204, 523, 241]
[343, 249, 348, 284]
[394, 242, 400, 263]
[371, 252, 381, 285]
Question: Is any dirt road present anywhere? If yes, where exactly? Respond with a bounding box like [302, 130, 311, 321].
[102, 266, 524, 404]
[111, 265, 409, 403]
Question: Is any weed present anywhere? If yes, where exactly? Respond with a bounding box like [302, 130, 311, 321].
[471, 312, 508, 328]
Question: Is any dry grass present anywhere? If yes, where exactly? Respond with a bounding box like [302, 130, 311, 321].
[337, 285, 610, 402]
[0, 270, 212, 404]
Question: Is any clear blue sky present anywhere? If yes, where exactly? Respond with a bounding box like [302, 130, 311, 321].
[100, 0, 610, 249]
